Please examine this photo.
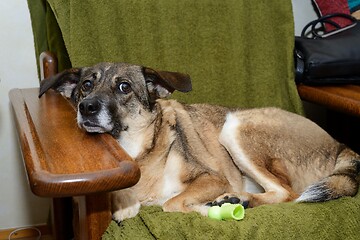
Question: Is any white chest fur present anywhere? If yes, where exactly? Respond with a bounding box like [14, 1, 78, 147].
[159, 151, 184, 203]
[118, 130, 147, 159]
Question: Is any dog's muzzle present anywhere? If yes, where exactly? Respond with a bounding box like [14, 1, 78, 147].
[77, 98, 113, 133]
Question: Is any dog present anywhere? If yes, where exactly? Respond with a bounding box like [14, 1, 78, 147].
[39, 62, 360, 222]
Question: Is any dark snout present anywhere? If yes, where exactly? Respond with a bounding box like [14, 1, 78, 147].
[79, 98, 101, 116]
[77, 97, 113, 134]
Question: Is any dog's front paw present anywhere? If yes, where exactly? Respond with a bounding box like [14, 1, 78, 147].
[112, 201, 141, 223]
[111, 189, 141, 223]
[209, 193, 251, 209]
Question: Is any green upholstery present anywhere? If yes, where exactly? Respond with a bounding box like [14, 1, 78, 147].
[104, 194, 360, 239]
[27, 1, 360, 239]
[28, 0, 303, 113]
[27, 0, 71, 77]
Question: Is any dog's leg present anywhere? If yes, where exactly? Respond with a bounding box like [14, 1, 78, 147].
[162, 173, 230, 216]
[216, 113, 298, 207]
[213, 159, 299, 207]
[111, 188, 141, 223]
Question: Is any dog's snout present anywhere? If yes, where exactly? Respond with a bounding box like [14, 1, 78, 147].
[79, 99, 101, 116]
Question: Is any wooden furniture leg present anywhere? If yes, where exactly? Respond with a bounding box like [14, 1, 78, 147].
[51, 198, 73, 240]
[73, 193, 112, 240]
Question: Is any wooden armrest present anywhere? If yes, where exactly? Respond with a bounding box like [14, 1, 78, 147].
[9, 88, 140, 198]
[297, 84, 360, 117]
[9, 51, 140, 239]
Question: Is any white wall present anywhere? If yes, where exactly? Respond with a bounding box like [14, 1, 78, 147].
[292, 0, 318, 35]
[0, 0, 50, 229]
[0, 0, 318, 230]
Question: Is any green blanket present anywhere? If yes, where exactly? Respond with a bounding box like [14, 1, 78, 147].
[29, 0, 303, 113]
[26, 1, 360, 239]
[103, 190, 360, 239]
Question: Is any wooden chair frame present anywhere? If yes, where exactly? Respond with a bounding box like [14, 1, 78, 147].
[9, 51, 140, 240]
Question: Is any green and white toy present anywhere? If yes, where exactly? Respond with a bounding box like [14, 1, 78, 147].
[208, 203, 245, 221]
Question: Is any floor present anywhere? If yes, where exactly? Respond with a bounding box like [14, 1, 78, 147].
[16, 236, 52, 240]
[2, 226, 53, 240]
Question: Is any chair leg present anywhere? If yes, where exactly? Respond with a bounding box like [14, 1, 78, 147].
[51, 198, 74, 240]
[73, 193, 112, 240]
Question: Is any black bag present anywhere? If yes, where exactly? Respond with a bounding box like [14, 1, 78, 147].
[295, 13, 360, 84]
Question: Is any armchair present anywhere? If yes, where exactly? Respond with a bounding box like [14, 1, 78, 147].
[11, 0, 360, 239]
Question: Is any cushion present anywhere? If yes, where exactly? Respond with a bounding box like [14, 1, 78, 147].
[103, 190, 360, 239]
[29, 0, 303, 113]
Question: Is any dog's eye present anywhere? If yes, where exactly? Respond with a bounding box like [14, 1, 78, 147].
[81, 80, 93, 92]
[118, 82, 132, 94]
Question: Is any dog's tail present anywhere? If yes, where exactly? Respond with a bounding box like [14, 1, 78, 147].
[297, 147, 360, 203]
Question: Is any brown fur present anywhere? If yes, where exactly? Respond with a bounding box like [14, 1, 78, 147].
[39, 63, 360, 222]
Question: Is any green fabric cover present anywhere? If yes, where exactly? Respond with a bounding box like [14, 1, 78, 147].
[103, 190, 360, 239]
[29, 0, 303, 113]
[26, 1, 360, 239]
[27, 0, 71, 77]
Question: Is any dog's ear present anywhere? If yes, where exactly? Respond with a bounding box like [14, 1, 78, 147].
[143, 67, 192, 99]
[39, 68, 81, 98]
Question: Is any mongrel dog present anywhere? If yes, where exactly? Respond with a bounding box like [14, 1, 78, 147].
[39, 62, 360, 222]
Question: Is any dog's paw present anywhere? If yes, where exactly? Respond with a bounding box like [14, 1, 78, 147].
[112, 201, 141, 223]
[208, 193, 250, 209]
[163, 198, 209, 216]
[111, 189, 141, 223]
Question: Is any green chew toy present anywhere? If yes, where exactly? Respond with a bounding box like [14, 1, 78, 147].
[208, 203, 245, 221]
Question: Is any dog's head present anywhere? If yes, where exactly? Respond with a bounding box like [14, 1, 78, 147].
[39, 62, 192, 137]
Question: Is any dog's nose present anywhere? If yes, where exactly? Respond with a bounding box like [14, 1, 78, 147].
[79, 99, 101, 116]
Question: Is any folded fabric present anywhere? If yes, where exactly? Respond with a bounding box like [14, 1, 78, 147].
[103, 189, 360, 240]
[44, 0, 303, 113]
